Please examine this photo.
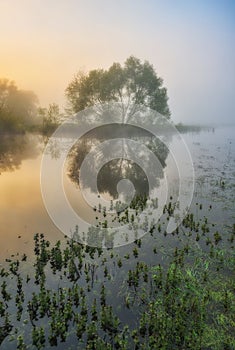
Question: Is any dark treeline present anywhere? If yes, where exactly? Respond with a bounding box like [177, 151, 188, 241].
[0, 79, 61, 135]
[0, 56, 208, 138]
[1, 58, 206, 136]
[1, 56, 171, 135]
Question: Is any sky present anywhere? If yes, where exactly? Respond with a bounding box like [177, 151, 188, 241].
[0, 0, 235, 124]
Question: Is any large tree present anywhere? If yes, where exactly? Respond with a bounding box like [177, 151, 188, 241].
[0, 79, 38, 132]
[65, 57, 170, 198]
[65, 56, 170, 118]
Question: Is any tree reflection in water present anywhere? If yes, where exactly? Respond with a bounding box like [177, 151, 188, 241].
[66, 125, 170, 199]
[0, 134, 40, 174]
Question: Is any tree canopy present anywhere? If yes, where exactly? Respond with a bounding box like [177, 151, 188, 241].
[38, 103, 62, 135]
[0, 79, 38, 133]
[65, 56, 170, 118]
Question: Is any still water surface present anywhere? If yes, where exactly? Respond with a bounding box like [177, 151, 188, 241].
[0, 127, 234, 260]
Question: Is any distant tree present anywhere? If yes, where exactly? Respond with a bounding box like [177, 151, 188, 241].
[38, 103, 61, 134]
[0, 79, 38, 133]
[65, 56, 170, 118]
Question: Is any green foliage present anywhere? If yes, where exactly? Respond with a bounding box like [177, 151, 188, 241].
[0, 206, 234, 349]
[0, 78, 38, 133]
[65, 56, 170, 117]
[38, 103, 61, 135]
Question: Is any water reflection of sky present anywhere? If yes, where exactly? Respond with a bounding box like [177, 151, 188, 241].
[0, 127, 234, 259]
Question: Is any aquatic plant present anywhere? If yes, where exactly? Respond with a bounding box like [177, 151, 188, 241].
[0, 199, 234, 349]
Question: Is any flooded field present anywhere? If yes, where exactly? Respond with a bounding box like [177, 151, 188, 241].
[0, 126, 234, 349]
[0, 126, 234, 258]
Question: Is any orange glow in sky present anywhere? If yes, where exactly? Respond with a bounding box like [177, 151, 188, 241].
[0, 0, 234, 123]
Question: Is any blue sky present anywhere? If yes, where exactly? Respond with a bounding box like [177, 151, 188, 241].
[0, 0, 234, 124]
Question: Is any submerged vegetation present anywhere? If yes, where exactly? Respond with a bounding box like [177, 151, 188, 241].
[0, 198, 234, 349]
[1, 58, 234, 349]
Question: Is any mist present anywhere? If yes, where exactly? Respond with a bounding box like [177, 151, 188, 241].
[0, 0, 234, 125]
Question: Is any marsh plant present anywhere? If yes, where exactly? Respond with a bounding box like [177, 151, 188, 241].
[0, 197, 234, 349]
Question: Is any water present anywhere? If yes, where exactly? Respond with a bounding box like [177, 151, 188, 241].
[0, 126, 234, 349]
[0, 135, 61, 259]
[0, 126, 234, 260]
[182, 126, 235, 228]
